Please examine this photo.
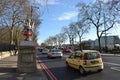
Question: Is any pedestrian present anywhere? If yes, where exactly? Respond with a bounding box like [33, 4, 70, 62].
[14, 47, 18, 55]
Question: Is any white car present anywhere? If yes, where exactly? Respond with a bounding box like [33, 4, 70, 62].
[47, 49, 63, 58]
[42, 48, 49, 54]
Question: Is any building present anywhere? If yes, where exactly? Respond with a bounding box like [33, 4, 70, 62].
[94, 35, 120, 50]
[82, 40, 95, 49]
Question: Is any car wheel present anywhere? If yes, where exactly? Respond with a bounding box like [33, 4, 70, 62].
[47, 56, 50, 59]
[79, 66, 85, 75]
[97, 69, 103, 72]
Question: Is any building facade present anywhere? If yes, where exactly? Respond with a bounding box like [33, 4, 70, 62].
[94, 35, 120, 50]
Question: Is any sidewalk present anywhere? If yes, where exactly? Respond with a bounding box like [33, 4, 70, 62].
[101, 52, 120, 56]
[0, 55, 48, 80]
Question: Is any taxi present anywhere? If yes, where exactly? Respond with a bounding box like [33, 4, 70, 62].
[66, 50, 104, 74]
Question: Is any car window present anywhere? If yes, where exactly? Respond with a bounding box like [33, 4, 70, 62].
[75, 52, 83, 60]
[75, 52, 81, 56]
[52, 49, 61, 52]
[86, 52, 100, 60]
[69, 53, 75, 58]
[70, 52, 82, 59]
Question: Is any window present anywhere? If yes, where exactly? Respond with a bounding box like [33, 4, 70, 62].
[74, 52, 83, 59]
[86, 52, 100, 60]
[69, 53, 75, 58]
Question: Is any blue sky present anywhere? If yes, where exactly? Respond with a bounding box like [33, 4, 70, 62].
[37, 0, 120, 44]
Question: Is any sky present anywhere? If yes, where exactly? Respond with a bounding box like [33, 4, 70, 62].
[37, 0, 120, 45]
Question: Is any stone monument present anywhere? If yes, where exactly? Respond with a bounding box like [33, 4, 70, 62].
[17, 19, 36, 72]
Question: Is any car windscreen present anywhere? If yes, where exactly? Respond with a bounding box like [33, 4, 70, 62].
[51, 49, 61, 52]
[43, 49, 49, 51]
[86, 52, 100, 60]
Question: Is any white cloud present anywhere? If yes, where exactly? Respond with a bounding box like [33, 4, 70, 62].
[57, 11, 78, 21]
[34, 0, 59, 5]
[99, 0, 114, 3]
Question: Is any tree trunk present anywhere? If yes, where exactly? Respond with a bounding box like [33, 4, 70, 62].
[10, 28, 14, 45]
[79, 35, 82, 51]
[98, 37, 101, 52]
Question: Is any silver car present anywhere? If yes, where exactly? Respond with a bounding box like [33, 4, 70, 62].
[47, 49, 63, 58]
[42, 48, 49, 54]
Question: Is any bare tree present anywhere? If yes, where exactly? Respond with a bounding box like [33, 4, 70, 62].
[62, 27, 71, 45]
[61, 23, 77, 50]
[44, 36, 57, 48]
[69, 22, 77, 45]
[75, 20, 90, 51]
[0, 0, 41, 46]
[0, 0, 11, 16]
[77, 0, 119, 52]
[44, 38, 53, 47]
[0, 0, 28, 45]
[55, 33, 67, 48]
[0, 28, 10, 43]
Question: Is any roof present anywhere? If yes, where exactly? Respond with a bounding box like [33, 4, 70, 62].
[75, 50, 98, 53]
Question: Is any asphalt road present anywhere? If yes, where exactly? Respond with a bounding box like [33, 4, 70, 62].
[37, 51, 120, 80]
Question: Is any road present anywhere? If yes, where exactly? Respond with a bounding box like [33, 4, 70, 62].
[37, 50, 120, 80]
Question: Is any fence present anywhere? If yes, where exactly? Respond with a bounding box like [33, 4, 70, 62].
[0, 43, 15, 60]
[0, 43, 15, 51]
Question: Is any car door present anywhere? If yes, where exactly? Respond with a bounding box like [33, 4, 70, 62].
[73, 54, 83, 70]
[67, 54, 76, 68]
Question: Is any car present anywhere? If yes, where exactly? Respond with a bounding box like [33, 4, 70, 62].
[66, 50, 104, 74]
[38, 48, 43, 53]
[42, 48, 49, 54]
[63, 49, 73, 53]
[47, 49, 63, 58]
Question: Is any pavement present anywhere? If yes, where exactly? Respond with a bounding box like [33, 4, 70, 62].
[0, 55, 48, 80]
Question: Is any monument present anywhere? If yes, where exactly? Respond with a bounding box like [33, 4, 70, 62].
[17, 19, 36, 72]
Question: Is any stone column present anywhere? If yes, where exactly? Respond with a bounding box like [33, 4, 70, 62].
[17, 19, 36, 72]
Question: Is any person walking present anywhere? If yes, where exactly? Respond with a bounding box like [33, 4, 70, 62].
[14, 47, 18, 55]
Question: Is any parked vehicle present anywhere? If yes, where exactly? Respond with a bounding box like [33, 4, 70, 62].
[42, 48, 49, 54]
[66, 50, 104, 74]
[38, 48, 43, 53]
[47, 49, 63, 58]
[63, 49, 73, 53]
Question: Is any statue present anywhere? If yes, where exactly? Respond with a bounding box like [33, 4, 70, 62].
[23, 19, 34, 41]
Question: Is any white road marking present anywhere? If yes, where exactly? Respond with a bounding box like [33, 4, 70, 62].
[104, 62, 120, 66]
[104, 62, 120, 72]
[111, 67, 120, 72]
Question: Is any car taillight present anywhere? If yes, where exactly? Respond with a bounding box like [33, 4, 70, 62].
[83, 53, 87, 65]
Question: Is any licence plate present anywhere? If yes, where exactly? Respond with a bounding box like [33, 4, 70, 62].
[91, 61, 99, 64]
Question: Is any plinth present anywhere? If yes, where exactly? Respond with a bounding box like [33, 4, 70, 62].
[17, 41, 36, 72]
